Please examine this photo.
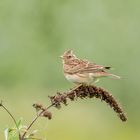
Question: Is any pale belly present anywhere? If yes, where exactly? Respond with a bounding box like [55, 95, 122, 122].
[65, 73, 98, 84]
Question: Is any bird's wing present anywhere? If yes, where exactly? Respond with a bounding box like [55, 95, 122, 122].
[64, 59, 111, 74]
[78, 66, 104, 73]
[75, 62, 111, 74]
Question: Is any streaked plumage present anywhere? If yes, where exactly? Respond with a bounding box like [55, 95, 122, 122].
[60, 50, 120, 85]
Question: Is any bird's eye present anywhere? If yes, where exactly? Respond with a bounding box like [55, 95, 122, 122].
[68, 55, 72, 58]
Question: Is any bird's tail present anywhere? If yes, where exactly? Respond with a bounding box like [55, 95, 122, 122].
[105, 66, 111, 70]
[107, 73, 121, 79]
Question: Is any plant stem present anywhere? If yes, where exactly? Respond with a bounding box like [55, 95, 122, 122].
[21, 104, 54, 140]
[2, 105, 18, 128]
[1, 103, 22, 140]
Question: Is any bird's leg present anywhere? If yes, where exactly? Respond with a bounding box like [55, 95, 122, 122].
[94, 78, 100, 83]
[70, 83, 83, 91]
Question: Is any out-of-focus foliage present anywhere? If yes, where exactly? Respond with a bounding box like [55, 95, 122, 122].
[4, 118, 39, 140]
[0, 0, 140, 140]
[4, 119, 22, 140]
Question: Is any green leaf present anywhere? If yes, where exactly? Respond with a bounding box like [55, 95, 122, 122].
[4, 127, 19, 140]
[4, 128, 9, 140]
[16, 118, 23, 129]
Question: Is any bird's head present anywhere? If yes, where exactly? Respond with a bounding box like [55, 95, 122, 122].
[60, 50, 76, 63]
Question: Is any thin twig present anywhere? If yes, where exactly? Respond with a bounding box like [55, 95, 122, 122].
[21, 104, 54, 140]
[0, 101, 22, 139]
[1, 104, 18, 128]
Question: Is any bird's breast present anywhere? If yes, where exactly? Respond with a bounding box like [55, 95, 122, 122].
[64, 73, 93, 84]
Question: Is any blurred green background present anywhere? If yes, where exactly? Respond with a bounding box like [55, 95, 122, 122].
[0, 0, 140, 140]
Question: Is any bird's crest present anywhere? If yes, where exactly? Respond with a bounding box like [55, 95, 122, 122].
[64, 50, 73, 55]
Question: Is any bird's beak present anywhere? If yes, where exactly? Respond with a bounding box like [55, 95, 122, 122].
[60, 55, 63, 58]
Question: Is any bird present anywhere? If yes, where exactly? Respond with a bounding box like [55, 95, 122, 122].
[60, 50, 120, 87]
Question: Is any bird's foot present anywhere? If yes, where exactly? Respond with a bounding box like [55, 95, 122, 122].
[70, 84, 83, 91]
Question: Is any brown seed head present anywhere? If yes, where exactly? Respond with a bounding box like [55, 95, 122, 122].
[42, 110, 52, 120]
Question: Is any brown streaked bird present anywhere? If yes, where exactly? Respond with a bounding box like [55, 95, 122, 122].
[60, 50, 120, 86]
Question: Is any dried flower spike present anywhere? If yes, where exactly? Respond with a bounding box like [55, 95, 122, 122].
[49, 85, 127, 122]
